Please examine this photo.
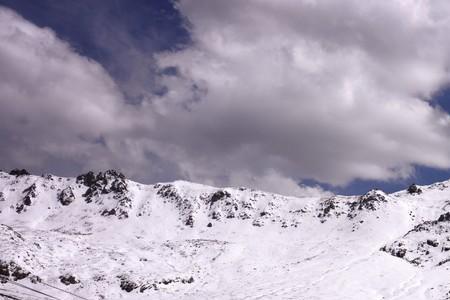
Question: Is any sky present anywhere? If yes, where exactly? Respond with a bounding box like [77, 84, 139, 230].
[0, 0, 450, 196]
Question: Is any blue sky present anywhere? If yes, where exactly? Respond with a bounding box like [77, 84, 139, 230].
[0, 0, 450, 196]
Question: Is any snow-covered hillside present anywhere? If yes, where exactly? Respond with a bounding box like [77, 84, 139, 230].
[1, 169, 450, 299]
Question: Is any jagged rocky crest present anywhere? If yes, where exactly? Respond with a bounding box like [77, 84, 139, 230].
[76, 170, 131, 218]
[0, 168, 444, 229]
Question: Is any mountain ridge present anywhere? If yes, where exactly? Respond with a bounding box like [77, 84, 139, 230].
[1, 169, 450, 299]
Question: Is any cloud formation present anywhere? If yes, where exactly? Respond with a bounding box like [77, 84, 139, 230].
[153, 0, 450, 186]
[0, 8, 134, 175]
[1, 1, 450, 197]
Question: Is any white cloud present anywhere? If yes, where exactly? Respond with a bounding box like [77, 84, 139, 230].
[0, 8, 130, 172]
[228, 169, 332, 198]
[151, 0, 450, 186]
[0, 6, 184, 183]
[2, 1, 450, 197]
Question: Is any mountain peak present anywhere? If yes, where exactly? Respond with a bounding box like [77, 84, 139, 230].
[1, 170, 450, 299]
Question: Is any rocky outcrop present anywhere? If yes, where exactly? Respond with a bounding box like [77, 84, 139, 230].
[208, 190, 231, 206]
[119, 275, 139, 292]
[407, 184, 422, 195]
[77, 170, 127, 197]
[77, 170, 131, 218]
[438, 212, 450, 222]
[317, 190, 388, 221]
[118, 274, 195, 293]
[59, 274, 80, 285]
[317, 196, 347, 221]
[58, 186, 75, 206]
[207, 190, 256, 221]
[381, 212, 450, 266]
[156, 184, 198, 227]
[76, 171, 97, 187]
[347, 190, 387, 219]
[0, 260, 30, 281]
[155, 183, 309, 228]
[16, 183, 37, 213]
[8, 169, 29, 177]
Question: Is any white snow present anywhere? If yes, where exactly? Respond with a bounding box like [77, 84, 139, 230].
[0, 171, 450, 299]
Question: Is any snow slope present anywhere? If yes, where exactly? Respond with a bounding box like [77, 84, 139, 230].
[0, 170, 450, 299]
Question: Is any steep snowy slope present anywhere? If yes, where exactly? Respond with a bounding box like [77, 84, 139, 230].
[1, 170, 450, 299]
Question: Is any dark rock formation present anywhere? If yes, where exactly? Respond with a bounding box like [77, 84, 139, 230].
[58, 186, 75, 206]
[9, 169, 29, 177]
[207, 190, 246, 221]
[426, 239, 439, 247]
[76, 171, 97, 187]
[119, 277, 138, 292]
[182, 276, 194, 284]
[438, 212, 450, 222]
[157, 184, 196, 227]
[185, 215, 194, 227]
[317, 197, 346, 220]
[407, 184, 422, 195]
[78, 170, 127, 197]
[16, 184, 37, 213]
[59, 274, 80, 285]
[208, 190, 231, 206]
[0, 260, 30, 281]
[318, 197, 337, 218]
[347, 190, 387, 219]
[76, 170, 131, 218]
[139, 276, 194, 293]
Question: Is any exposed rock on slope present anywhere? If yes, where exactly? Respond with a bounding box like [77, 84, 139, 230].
[317, 189, 388, 221]
[381, 212, 450, 267]
[8, 169, 29, 177]
[58, 186, 75, 206]
[15, 183, 37, 214]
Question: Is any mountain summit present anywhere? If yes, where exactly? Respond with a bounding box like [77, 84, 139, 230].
[1, 170, 450, 299]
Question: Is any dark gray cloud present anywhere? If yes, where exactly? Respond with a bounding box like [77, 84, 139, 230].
[1, 1, 450, 197]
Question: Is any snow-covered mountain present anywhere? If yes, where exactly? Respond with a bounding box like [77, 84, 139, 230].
[1, 169, 450, 299]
